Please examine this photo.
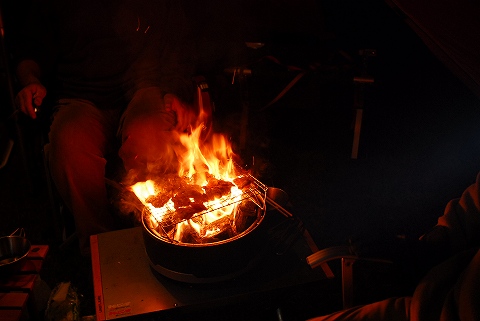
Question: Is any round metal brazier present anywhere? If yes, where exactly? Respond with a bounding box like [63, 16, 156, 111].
[142, 205, 268, 283]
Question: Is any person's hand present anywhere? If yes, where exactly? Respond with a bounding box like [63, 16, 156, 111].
[15, 82, 47, 119]
[163, 93, 198, 134]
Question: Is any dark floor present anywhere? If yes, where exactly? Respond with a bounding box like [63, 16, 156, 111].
[2, 1, 480, 320]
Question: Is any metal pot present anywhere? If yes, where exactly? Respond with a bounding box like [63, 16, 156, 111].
[142, 205, 269, 284]
[0, 228, 31, 274]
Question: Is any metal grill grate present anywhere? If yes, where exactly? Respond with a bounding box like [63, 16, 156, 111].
[145, 173, 267, 230]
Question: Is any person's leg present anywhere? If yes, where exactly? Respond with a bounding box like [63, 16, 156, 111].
[307, 297, 411, 321]
[45, 98, 121, 256]
[118, 87, 179, 182]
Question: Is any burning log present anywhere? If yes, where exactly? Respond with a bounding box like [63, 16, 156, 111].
[233, 175, 254, 190]
[145, 193, 171, 208]
[197, 215, 235, 243]
[174, 203, 208, 221]
[234, 201, 258, 234]
[172, 185, 207, 207]
[204, 177, 234, 200]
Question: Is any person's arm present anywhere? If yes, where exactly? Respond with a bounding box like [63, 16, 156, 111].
[15, 59, 47, 119]
[421, 172, 480, 254]
[12, 0, 56, 120]
[16, 59, 42, 87]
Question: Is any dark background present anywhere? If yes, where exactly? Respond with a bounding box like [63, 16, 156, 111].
[1, 0, 480, 319]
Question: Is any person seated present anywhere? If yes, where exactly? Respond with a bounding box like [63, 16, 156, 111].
[13, 0, 204, 257]
[308, 172, 480, 320]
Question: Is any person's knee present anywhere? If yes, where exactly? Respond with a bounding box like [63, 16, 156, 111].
[49, 101, 113, 158]
[49, 123, 98, 159]
[47, 120, 111, 187]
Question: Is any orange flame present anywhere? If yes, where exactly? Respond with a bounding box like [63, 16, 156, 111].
[131, 95, 243, 242]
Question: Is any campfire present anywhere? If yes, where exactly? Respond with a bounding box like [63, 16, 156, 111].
[129, 95, 266, 245]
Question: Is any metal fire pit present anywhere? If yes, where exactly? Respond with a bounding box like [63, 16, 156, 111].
[141, 174, 270, 283]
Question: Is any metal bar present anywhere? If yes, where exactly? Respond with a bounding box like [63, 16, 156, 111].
[342, 257, 355, 309]
[351, 108, 363, 159]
